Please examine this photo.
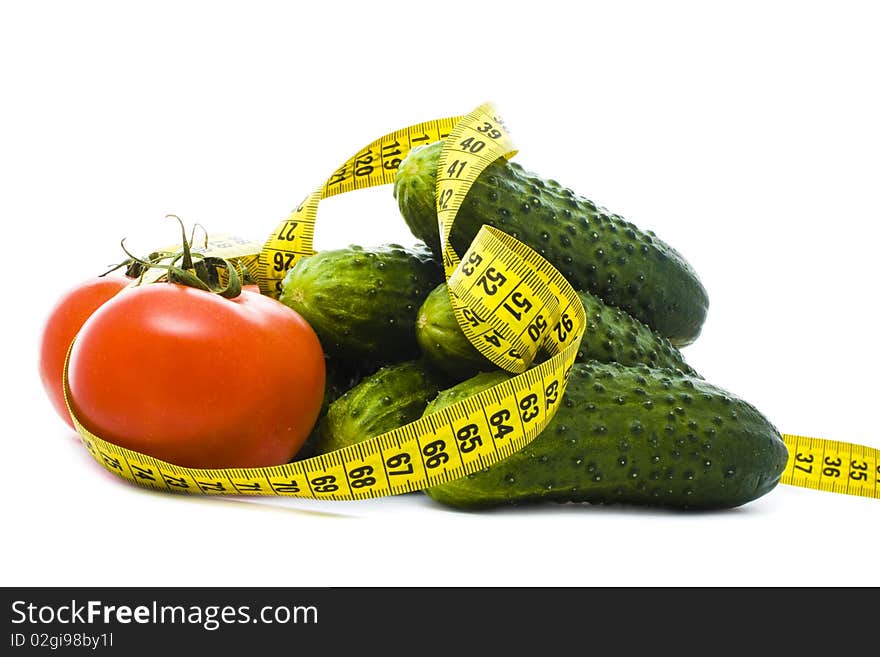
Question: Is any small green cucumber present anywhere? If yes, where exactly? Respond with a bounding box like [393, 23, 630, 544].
[318, 356, 376, 417]
[310, 359, 450, 456]
[423, 362, 787, 510]
[278, 243, 443, 364]
[416, 283, 699, 379]
[292, 357, 375, 462]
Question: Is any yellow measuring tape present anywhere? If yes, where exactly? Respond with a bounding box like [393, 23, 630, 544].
[66, 103, 878, 503]
[780, 434, 878, 498]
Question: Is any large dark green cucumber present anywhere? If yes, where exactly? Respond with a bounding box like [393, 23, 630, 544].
[310, 360, 450, 455]
[278, 243, 442, 363]
[416, 283, 699, 379]
[423, 362, 787, 510]
[394, 141, 708, 346]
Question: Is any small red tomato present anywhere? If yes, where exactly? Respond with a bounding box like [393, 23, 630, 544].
[39, 276, 131, 429]
[66, 283, 325, 469]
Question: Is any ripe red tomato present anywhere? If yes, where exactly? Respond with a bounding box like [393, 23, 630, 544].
[66, 283, 326, 469]
[39, 276, 131, 429]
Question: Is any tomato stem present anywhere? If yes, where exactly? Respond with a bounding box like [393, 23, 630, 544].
[170, 214, 195, 272]
[111, 217, 244, 298]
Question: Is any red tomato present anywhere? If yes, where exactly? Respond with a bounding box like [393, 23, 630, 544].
[67, 283, 326, 469]
[39, 276, 131, 429]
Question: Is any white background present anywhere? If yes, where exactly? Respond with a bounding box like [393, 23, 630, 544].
[2, 1, 878, 587]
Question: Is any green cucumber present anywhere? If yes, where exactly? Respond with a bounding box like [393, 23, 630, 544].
[278, 243, 442, 364]
[394, 141, 708, 346]
[318, 356, 376, 417]
[310, 359, 450, 456]
[415, 283, 495, 379]
[416, 283, 699, 379]
[423, 362, 787, 510]
[292, 357, 374, 462]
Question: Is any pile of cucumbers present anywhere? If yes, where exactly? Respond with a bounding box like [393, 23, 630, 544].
[279, 141, 788, 510]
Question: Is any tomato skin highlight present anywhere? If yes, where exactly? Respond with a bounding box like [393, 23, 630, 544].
[67, 284, 326, 469]
[39, 276, 130, 429]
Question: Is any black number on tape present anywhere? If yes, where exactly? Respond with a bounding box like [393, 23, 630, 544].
[349, 465, 377, 489]
[822, 456, 842, 478]
[503, 291, 533, 321]
[100, 452, 122, 471]
[328, 166, 348, 186]
[131, 465, 155, 481]
[273, 252, 296, 272]
[475, 122, 502, 140]
[277, 222, 298, 241]
[422, 440, 449, 469]
[311, 475, 339, 493]
[438, 188, 454, 210]
[489, 409, 514, 440]
[462, 307, 484, 327]
[447, 159, 467, 178]
[554, 313, 574, 342]
[793, 452, 814, 474]
[459, 137, 485, 153]
[848, 459, 868, 481]
[545, 380, 559, 407]
[456, 423, 483, 453]
[483, 329, 505, 349]
[271, 479, 300, 494]
[386, 452, 414, 476]
[355, 152, 374, 177]
[476, 267, 507, 296]
[382, 140, 402, 170]
[519, 393, 539, 423]
[461, 252, 482, 276]
[527, 315, 547, 342]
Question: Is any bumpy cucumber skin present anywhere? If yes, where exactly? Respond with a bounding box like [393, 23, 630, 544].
[318, 356, 376, 419]
[279, 243, 442, 363]
[310, 360, 450, 455]
[424, 363, 788, 510]
[291, 357, 374, 462]
[394, 141, 708, 346]
[417, 283, 699, 379]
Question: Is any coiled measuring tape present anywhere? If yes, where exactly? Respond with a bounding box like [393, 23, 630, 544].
[66, 104, 878, 502]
